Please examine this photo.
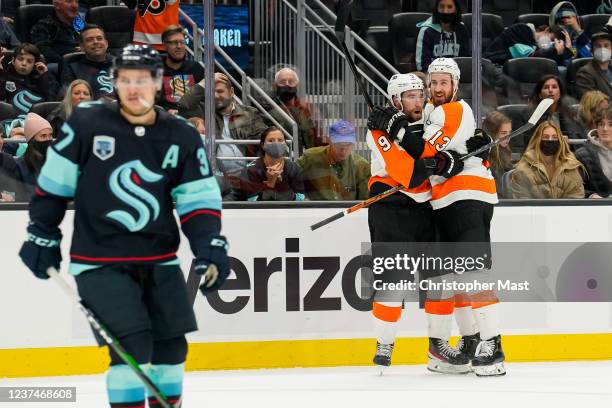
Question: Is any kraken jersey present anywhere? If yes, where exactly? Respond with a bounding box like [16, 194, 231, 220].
[421, 100, 498, 209]
[30, 100, 222, 275]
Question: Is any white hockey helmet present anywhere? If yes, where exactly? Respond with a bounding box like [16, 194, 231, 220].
[427, 57, 461, 98]
[387, 73, 424, 109]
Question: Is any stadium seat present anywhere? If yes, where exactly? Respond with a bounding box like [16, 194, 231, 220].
[496, 104, 528, 152]
[503, 58, 559, 103]
[353, 0, 402, 28]
[462, 13, 504, 51]
[566, 57, 592, 98]
[482, 0, 532, 28]
[0, 102, 17, 122]
[516, 13, 549, 28]
[453, 57, 473, 106]
[30, 102, 61, 120]
[14, 4, 55, 43]
[85, 6, 135, 56]
[500, 169, 514, 199]
[388, 12, 431, 72]
[582, 14, 612, 36]
[412, 0, 469, 13]
[58, 52, 85, 85]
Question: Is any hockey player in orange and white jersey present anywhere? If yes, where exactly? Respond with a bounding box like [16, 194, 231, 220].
[367, 58, 505, 377]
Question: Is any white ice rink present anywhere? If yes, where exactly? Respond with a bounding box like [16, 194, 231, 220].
[2, 361, 612, 408]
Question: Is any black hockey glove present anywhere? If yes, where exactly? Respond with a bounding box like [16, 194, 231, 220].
[367, 106, 409, 141]
[19, 223, 62, 280]
[434, 150, 464, 178]
[398, 123, 425, 159]
[196, 235, 230, 294]
[466, 128, 494, 161]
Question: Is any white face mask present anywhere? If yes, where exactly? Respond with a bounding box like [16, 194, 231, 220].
[594, 47, 612, 63]
[537, 36, 552, 49]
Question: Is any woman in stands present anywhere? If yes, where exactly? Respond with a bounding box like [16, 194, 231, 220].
[527, 74, 582, 143]
[577, 90, 609, 138]
[482, 111, 514, 197]
[232, 126, 305, 201]
[575, 107, 612, 198]
[512, 121, 584, 199]
[47, 79, 93, 136]
[415, 0, 471, 72]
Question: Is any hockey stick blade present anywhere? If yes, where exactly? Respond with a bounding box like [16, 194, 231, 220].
[461, 98, 554, 161]
[47, 268, 177, 408]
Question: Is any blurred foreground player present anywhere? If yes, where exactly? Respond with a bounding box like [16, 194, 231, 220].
[19, 44, 230, 407]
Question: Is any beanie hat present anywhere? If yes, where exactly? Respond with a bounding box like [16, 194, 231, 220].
[24, 112, 52, 142]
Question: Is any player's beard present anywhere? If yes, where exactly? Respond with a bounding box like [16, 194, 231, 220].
[431, 89, 453, 106]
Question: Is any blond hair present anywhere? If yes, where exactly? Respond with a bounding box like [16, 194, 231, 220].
[579, 90, 609, 127]
[521, 121, 582, 169]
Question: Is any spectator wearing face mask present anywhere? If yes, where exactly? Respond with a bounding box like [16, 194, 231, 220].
[0, 112, 53, 202]
[232, 126, 305, 201]
[415, 0, 471, 72]
[512, 121, 584, 199]
[575, 106, 612, 198]
[550, 2, 592, 59]
[575, 32, 612, 99]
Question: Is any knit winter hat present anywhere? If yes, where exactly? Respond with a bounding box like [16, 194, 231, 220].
[24, 112, 52, 142]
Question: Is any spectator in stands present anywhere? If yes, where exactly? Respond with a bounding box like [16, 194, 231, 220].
[30, 0, 81, 65]
[577, 90, 609, 137]
[125, 0, 180, 51]
[415, 0, 471, 72]
[178, 72, 267, 175]
[575, 107, 612, 198]
[482, 111, 514, 196]
[0, 112, 52, 202]
[512, 121, 584, 199]
[232, 126, 305, 201]
[0, 15, 19, 49]
[47, 79, 92, 136]
[550, 2, 592, 59]
[60, 24, 113, 100]
[0, 43, 57, 115]
[297, 120, 370, 201]
[270, 67, 321, 151]
[575, 32, 612, 99]
[158, 25, 204, 112]
[526, 74, 582, 144]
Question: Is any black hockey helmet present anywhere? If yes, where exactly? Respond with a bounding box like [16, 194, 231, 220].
[111, 44, 164, 80]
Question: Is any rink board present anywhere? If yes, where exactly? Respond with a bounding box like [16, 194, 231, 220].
[1, 202, 611, 377]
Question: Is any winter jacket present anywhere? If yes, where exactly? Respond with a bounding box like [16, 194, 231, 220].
[575, 59, 612, 99]
[0, 17, 19, 48]
[574, 133, 612, 197]
[550, 2, 592, 60]
[0, 65, 57, 115]
[297, 146, 371, 201]
[232, 157, 305, 201]
[269, 95, 321, 152]
[60, 53, 114, 99]
[511, 149, 585, 198]
[30, 14, 80, 64]
[0, 152, 36, 202]
[415, 17, 471, 72]
[158, 59, 205, 111]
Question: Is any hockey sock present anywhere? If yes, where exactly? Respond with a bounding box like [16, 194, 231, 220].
[471, 291, 500, 340]
[146, 364, 184, 407]
[425, 298, 454, 340]
[372, 301, 402, 344]
[453, 293, 478, 336]
[106, 364, 146, 408]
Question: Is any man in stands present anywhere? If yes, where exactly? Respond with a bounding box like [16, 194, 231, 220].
[60, 24, 113, 99]
[30, 0, 82, 64]
[576, 32, 612, 99]
[158, 25, 204, 111]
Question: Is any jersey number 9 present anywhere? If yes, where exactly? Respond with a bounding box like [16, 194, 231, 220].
[377, 135, 392, 152]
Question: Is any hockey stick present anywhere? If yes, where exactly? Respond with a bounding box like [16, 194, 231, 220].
[46, 267, 177, 408]
[310, 98, 554, 231]
[334, 0, 374, 110]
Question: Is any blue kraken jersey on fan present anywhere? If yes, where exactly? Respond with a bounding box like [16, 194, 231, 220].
[29, 100, 222, 275]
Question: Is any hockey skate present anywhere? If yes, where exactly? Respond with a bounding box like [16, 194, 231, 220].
[456, 332, 480, 362]
[427, 338, 471, 374]
[373, 342, 394, 375]
[472, 335, 506, 377]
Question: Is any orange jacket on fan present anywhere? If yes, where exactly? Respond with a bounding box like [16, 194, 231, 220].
[366, 128, 432, 203]
[133, 0, 180, 50]
[421, 100, 498, 209]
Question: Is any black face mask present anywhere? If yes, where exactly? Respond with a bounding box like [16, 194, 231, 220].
[276, 86, 297, 103]
[540, 140, 560, 156]
[31, 140, 52, 156]
[435, 12, 457, 24]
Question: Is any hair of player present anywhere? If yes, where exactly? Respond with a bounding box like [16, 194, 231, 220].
[79, 24, 106, 43]
[62, 79, 93, 117]
[162, 25, 185, 44]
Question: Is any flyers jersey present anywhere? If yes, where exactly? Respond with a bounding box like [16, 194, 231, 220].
[421, 100, 498, 209]
[366, 124, 432, 203]
[133, 0, 180, 50]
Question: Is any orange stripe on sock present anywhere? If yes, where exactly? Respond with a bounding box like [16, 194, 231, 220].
[372, 302, 402, 322]
[424, 299, 454, 315]
[454, 293, 471, 308]
[471, 290, 499, 309]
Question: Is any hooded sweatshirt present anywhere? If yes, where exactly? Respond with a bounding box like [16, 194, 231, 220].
[550, 1, 592, 59]
[415, 16, 471, 72]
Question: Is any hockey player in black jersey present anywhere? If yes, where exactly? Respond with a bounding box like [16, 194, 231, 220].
[19, 44, 229, 407]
